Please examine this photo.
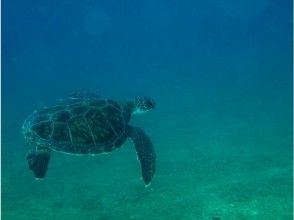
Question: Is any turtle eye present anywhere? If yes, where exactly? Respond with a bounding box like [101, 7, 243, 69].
[134, 97, 155, 113]
[145, 99, 155, 110]
[142, 97, 155, 110]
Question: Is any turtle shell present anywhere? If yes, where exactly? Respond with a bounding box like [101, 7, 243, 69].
[22, 94, 128, 154]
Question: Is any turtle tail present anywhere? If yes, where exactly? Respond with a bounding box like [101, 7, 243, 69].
[128, 126, 156, 185]
[26, 148, 51, 179]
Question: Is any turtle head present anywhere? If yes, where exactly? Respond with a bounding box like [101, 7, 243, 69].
[132, 97, 155, 115]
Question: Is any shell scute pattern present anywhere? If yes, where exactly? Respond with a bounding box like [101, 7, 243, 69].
[31, 121, 52, 139]
[68, 116, 93, 146]
[52, 110, 71, 122]
[51, 123, 70, 143]
[24, 95, 127, 154]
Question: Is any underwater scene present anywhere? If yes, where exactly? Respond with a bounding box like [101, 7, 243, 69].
[2, 0, 293, 219]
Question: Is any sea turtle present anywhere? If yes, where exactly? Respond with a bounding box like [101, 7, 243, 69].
[22, 93, 156, 185]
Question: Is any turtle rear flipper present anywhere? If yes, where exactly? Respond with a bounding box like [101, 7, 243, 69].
[128, 126, 156, 185]
[26, 148, 51, 179]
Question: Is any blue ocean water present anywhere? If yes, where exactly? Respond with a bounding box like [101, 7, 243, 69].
[2, 0, 293, 219]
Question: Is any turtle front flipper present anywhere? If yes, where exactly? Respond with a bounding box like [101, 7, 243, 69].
[26, 148, 51, 179]
[128, 126, 156, 185]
